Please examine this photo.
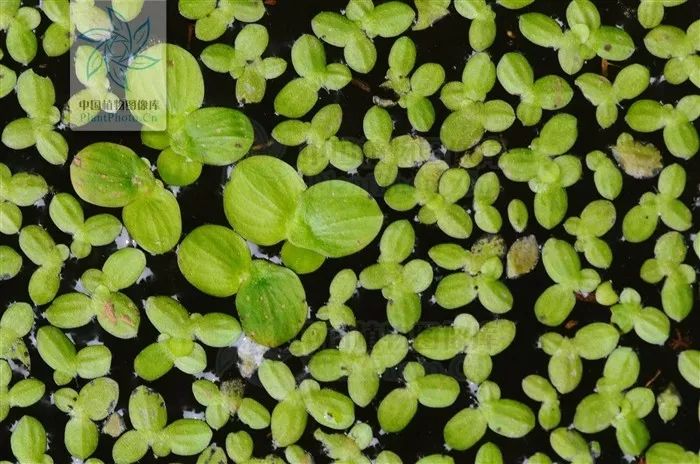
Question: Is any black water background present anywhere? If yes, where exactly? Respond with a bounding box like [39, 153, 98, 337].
[1, 0, 699, 462]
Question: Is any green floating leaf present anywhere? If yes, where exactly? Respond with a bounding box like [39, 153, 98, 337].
[9, 415, 52, 464]
[497, 52, 573, 126]
[36, 326, 111, 385]
[275, 34, 351, 117]
[201, 24, 287, 104]
[444, 380, 534, 450]
[113, 385, 212, 463]
[288, 180, 384, 258]
[0, 245, 22, 280]
[379, 362, 459, 433]
[177, 225, 252, 297]
[71, 142, 181, 254]
[625, 98, 699, 160]
[236, 260, 307, 348]
[519, 1, 634, 75]
[2, 70, 67, 164]
[223, 155, 306, 247]
[46, 248, 144, 339]
[678, 350, 700, 388]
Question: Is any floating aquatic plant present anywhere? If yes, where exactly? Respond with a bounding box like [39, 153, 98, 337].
[0, 0, 39, 65]
[70, 142, 182, 254]
[573, 347, 654, 456]
[496, 51, 573, 126]
[0, 245, 22, 280]
[609, 288, 670, 345]
[385, 160, 472, 238]
[36, 325, 112, 385]
[257, 359, 355, 447]
[112, 385, 212, 464]
[289, 321, 327, 357]
[637, 0, 687, 29]
[640, 231, 696, 321]
[472, 172, 503, 233]
[272, 103, 363, 176]
[414, 313, 516, 384]
[585, 150, 623, 200]
[3, 415, 52, 464]
[507, 198, 528, 232]
[563, 199, 616, 269]
[274, 34, 352, 118]
[0, 163, 47, 235]
[412, 0, 449, 30]
[0, 359, 44, 422]
[178, 0, 265, 42]
[18, 225, 69, 305]
[677, 350, 700, 388]
[223, 155, 383, 272]
[522, 375, 561, 431]
[549, 427, 600, 464]
[443, 380, 535, 451]
[359, 220, 433, 332]
[309, 330, 408, 406]
[519, 0, 635, 75]
[645, 443, 700, 464]
[430, 235, 512, 312]
[313, 423, 373, 464]
[134, 295, 242, 380]
[362, 105, 431, 186]
[177, 224, 308, 347]
[48, 192, 122, 259]
[534, 238, 601, 326]
[498, 113, 581, 229]
[2, 70, 68, 165]
[622, 164, 691, 243]
[45, 247, 145, 338]
[54, 377, 119, 459]
[201, 24, 287, 104]
[311, 0, 415, 74]
[39, 0, 70, 57]
[656, 384, 681, 423]
[315, 269, 358, 329]
[378, 361, 460, 433]
[643, 20, 699, 87]
[0, 55, 17, 98]
[125, 44, 255, 186]
[575, 64, 650, 128]
[381, 36, 445, 131]
[439, 52, 514, 152]
[225, 430, 284, 464]
[625, 96, 699, 159]
[0, 302, 33, 367]
[539, 322, 620, 393]
[192, 378, 270, 430]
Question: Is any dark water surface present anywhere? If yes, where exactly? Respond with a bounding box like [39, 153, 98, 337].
[1, 0, 699, 462]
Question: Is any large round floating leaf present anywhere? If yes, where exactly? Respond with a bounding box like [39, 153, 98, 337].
[288, 180, 383, 258]
[223, 156, 306, 246]
[125, 43, 204, 130]
[122, 187, 181, 255]
[236, 260, 307, 348]
[177, 224, 252, 297]
[178, 107, 254, 165]
[70, 143, 155, 208]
